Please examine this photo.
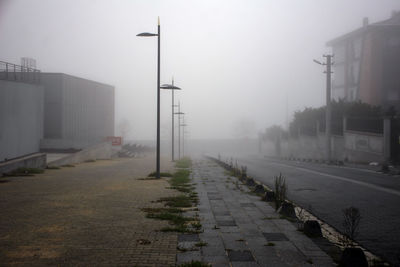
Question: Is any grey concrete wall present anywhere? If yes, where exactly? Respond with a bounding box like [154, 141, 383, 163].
[0, 153, 46, 175]
[0, 80, 44, 161]
[268, 130, 383, 163]
[47, 142, 114, 167]
[40, 73, 115, 150]
[40, 73, 63, 139]
[344, 131, 384, 163]
[279, 134, 344, 161]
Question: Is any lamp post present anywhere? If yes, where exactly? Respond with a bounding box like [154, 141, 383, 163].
[160, 79, 182, 161]
[137, 17, 161, 178]
[174, 102, 184, 160]
[313, 55, 334, 163]
[180, 119, 188, 157]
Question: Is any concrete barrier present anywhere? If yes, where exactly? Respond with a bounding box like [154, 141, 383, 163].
[47, 142, 114, 167]
[0, 153, 47, 175]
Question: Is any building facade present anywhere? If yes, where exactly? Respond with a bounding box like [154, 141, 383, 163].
[327, 12, 400, 109]
[0, 79, 44, 161]
[40, 73, 115, 150]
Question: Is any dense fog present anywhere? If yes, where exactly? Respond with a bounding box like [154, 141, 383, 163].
[1, 0, 399, 142]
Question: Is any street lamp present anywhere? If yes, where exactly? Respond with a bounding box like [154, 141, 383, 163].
[160, 79, 182, 161]
[180, 120, 188, 157]
[174, 102, 185, 160]
[137, 17, 161, 178]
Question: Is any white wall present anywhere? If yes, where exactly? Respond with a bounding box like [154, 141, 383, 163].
[0, 80, 44, 161]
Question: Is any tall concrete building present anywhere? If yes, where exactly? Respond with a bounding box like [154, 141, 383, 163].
[40, 73, 115, 150]
[1, 60, 115, 162]
[0, 75, 44, 161]
[327, 12, 400, 109]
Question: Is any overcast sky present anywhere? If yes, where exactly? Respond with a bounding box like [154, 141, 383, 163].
[1, 0, 399, 140]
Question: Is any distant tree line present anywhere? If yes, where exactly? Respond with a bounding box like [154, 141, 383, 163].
[263, 100, 396, 141]
[289, 100, 394, 136]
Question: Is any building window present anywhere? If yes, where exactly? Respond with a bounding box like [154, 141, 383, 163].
[353, 37, 362, 59]
[333, 64, 345, 86]
[333, 44, 346, 63]
[387, 90, 399, 101]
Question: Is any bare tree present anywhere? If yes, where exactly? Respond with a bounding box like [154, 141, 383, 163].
[274, 173, 287, 211]
[340, 206, 361, 247]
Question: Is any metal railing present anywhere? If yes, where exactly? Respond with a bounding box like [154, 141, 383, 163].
[0, 60, 41, 84]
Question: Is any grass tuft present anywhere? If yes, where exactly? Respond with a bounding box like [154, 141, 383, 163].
[177, 261, 210, 267]
[46, 166, 60, 170]
[175, 157, 192, 168]
[146, 212, 194, 225]
[62, 164, 75, 167]
[141, 207, 181, 213]
[159, 195, 193, 207]
[148, 171, 173, 177]
[3, 167, 44, 177]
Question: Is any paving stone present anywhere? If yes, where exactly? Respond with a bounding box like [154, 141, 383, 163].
[217, 220, 237, 226]
[202, 255, 230, 265]
[178, 234, 200, 242]
[240, 225, 262, 236]
[215, 215, 234, 221]
[228, 250, 255, 262]
[240, 203, 256, 207]
[199, 236, 224, 247]
[190, 159, 334, 267]
[200, 229, 220, 239]
[262, 233, 289, 241]
[277, 249, 309, 266]
[202, 245, 227, 256]
[176, 251, 202, 264]
[213, 210, 231, 216]
[219, 226, 241, 233]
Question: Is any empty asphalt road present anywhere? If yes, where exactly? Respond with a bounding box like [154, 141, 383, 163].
[233, 155, 400, 266]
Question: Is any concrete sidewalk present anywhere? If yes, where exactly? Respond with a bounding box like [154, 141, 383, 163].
[177, 159, 334, 267]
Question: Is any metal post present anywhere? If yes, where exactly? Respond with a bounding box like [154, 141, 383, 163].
[172, 78, 175, 161]
[156, 19, 161, 179]
[182, 117, 185, 157]
[324, 55, 333, 163]
[178, 102, 181, 160]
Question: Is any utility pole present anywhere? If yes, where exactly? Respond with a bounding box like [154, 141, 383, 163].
[314, 55, 334, 163]
[285, 92, 289, 131]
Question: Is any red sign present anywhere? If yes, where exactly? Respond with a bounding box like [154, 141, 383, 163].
[107, 136, 122, 146]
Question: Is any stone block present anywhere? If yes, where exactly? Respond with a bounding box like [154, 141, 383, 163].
[303, 220, 322, 238]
